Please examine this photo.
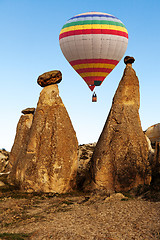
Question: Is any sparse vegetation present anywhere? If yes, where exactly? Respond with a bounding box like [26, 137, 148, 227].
[0, 233, 30, 240]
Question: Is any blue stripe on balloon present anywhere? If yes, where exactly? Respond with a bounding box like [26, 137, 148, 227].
[67, 17, 122, 24]
[68, 14, 118, 21]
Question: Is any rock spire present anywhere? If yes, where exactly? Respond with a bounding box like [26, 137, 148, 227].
[9, 109, 34, 172]
[90, 57, 151, 193]
[10, 74, 78, 193]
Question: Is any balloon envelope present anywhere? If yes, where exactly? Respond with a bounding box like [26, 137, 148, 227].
[59, 12, 128, 91]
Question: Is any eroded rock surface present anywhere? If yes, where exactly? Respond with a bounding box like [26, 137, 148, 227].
[10, 84, 78, 193]
[9, 114, 34, 169]
[9, 113, 34, 186]
[145, 123, 160, 147]
[0, 149, 9, 171]
[90, 60, 151, 193]
[151, 141, 160, 186]
[77, 143, 96, 189]
[0, 149, 10, 185]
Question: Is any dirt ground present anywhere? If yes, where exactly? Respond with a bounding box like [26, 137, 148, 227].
[0, 187, 160, 240]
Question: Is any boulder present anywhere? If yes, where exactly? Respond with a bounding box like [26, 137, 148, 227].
[37, 70, 62, 87]
[105, 193, 128, 202]
[0, 181, 5, 187]
[89, 58, 151, 193]
[10, 84, 78, 193]
[124, 56, 135, 65]
[21, 107, 35, 115]
[144, 123, 160, 146]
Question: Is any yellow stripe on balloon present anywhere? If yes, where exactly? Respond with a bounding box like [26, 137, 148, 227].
[79, 72, 109, 77]
[60, 24, 128, 34]
[73, 63, 115, 70]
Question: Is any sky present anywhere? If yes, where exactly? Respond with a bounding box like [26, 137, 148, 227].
[0, 0, 160, 151]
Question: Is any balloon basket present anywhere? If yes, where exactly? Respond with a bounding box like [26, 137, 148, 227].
[92, 92, 97, 102]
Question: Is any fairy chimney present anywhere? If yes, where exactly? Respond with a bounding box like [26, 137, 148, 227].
[9, 108, 35, 169]
[89, 56, 151, 193]
[10, 79, 78, 193]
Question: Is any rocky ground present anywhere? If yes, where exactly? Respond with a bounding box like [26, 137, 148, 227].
[0, 186, 160, 240]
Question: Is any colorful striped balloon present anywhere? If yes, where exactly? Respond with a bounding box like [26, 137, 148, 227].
[59, 12, 128, 91]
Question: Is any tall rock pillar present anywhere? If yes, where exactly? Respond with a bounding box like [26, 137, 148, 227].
[91, 57, 151, 192]
[9, 108, 34, 185]
[10, 71, 78, 193]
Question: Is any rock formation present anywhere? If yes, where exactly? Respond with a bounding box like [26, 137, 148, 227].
[151, 141, 160, 186]
[0, 149, 9, 172]
[124, 56, 135, 65]
[145, 123, 160, 147]
[10, 84, 78, 193]
[89, 57, 151, 193]
[9, 109, 34, 169]
[21, 107, 35, 115]
[77, 143, 96, 189]
[37, 70, 62, 87]
[0, 149, 10, 186]
[145, 135, 155, 165]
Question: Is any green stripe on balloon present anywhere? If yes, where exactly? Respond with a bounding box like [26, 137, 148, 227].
[94, 81, 102, 86]
[62, 20, 125, 29]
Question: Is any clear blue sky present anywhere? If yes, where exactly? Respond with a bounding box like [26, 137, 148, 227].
[0, 0, 160, 151]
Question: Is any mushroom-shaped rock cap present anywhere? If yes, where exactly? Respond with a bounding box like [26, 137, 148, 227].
[21, 108, 35, 115]
[37, 70, 62, 87]
[124, 56, 135, 65]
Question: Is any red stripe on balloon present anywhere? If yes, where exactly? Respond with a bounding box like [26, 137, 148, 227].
[76, 68, 112, 74]
[84, 79, 95, 85]
[85, 80, 102, 85]
[70, 59, 119, 66]
[89, 85, 95, 91]
[83, 76, 105, 81]
[59, 29, 128, 40]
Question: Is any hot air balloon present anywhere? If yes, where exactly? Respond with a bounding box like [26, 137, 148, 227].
[59, 12, 128, 100]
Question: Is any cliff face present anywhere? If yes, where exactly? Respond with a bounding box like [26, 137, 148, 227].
[90, 63, 151, 192]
